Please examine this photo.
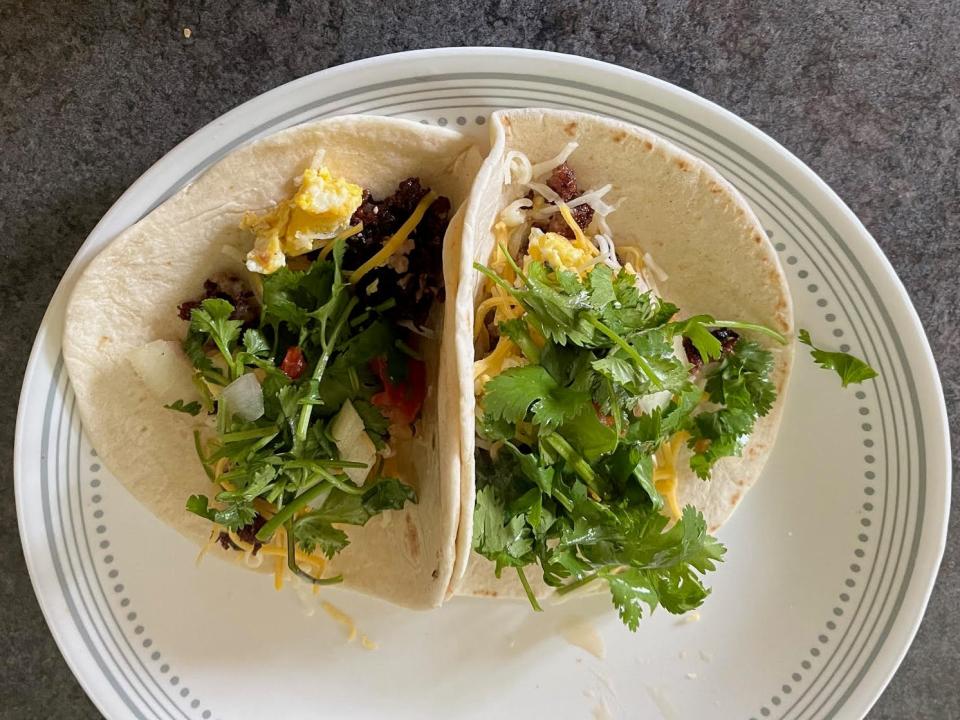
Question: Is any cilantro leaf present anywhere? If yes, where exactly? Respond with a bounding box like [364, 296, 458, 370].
[292, 478, 416, 558]
[213, 501, 257, 532]
[352, 399, 390, 447]
[473, 485, 535, 574]
[294, 521, 349, 558]
[483, 365, 588, 430]
[602, 567, 660, 631]
[182, 331, 222, 382]
[243, 328, 272, 358]
[665, 315, 722, 362]
[499, 318, 541, 363]
[186, 494, 217, 522]
[799, 329, 878, 387]
[216, 465, 278, 503]
[598, 269, 677, 333]
[164, 399, 202, 416]
[686, 339, 776, 478]
[189, 298, 242, 363]
[559, 405, 618, 462]
[261, 262, 333, 330]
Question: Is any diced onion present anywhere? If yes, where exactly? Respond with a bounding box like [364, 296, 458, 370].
[220, 373, 264, 422]
[127, 340, 202, 407]
[499, 198, 532, 227]
[329, 399, 375, 486]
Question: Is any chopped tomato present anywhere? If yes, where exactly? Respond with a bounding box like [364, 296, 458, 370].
[370, 356, 427, 426]
[280, 346, 306, 379]
[593, 401, 615, 428]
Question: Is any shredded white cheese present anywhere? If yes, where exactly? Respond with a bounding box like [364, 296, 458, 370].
[529, 141, 579, 178]
[503, 151, 533, 185]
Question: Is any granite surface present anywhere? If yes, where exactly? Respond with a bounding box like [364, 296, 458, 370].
[1, 1, 957, 718]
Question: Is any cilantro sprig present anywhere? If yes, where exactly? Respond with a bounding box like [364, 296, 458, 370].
[181, 239, 416, 584]
[799, 329, 878, 387]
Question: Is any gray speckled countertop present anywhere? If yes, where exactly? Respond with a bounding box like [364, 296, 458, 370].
[2, 2, 957, 718]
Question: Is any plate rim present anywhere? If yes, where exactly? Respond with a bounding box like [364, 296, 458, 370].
[15, 46, 951, 719]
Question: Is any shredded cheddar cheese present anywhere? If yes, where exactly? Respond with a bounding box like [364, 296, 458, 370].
[350, 191, 437, 283]
[654, 431, 689, 521]
[474, 336, 520, 392]
[474, 296, 522, 339]
[321, 601, 358, 642]
[317, 221, 364, 260]
[225, 529, 327, 576]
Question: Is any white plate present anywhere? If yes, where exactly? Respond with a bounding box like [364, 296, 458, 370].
[16, 48, 950, 720]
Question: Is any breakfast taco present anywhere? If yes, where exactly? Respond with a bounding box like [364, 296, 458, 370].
[449, 108, 797, 622]
[63, 115, 480, 609]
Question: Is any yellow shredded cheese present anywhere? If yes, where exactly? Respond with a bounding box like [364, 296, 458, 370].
[195, 530, 220, 566]
[321, 601, 358, 642]
[317, 222, 364, 260]
[558, 203, 598, 256]
[225, 530, 326, 573]
[474, 336, 520, 390]
[654, 432, 689, 521]
[350, 191, 437, 283]
[320, 602, 377, 650]
[273, 531, 285, 591]
[474, 296, 522, 340]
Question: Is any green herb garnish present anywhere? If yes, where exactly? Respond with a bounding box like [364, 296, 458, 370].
[182, 239, 416, 583]
[799, 329, 878, 387]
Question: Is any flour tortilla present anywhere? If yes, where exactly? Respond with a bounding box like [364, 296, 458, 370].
[63, 115, 481, 610]
[451, 108, 794, 599]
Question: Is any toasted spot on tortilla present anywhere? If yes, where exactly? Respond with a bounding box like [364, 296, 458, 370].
[98, 336, 110, 349]
[474, 588, 499, 597]
[731, 491, 742, 505]
[500, 116, 512, 128]
[709, 182, 723, 194]
[432, 568, 439, 579]
[642, 139, 654, 151]
[563, 121, 578, 136]
[611, 130, 627, 143]
[753, 233, 764, 244]
[676, 158, 690, 172]
[404, 513, 421, 560]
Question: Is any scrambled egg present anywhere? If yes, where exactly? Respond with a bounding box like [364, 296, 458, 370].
[244, 166, 363, 274]
[527, 228, 593, 274]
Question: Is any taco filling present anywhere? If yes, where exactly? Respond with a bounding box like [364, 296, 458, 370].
[470, 148, 801, 626]
[164, 164, 452, 588]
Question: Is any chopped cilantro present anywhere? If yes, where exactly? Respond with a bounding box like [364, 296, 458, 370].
[471, 256, 769, 629]
[179, 238, 416, 583]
